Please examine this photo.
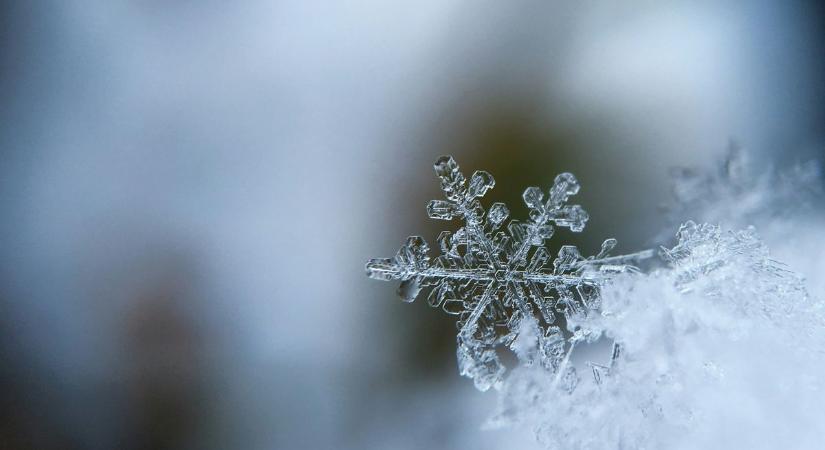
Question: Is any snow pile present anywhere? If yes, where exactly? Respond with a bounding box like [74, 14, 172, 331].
[490, 154, 825, 450]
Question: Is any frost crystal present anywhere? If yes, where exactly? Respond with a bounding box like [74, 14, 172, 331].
[491, 221, 822, 450]
[661, 221, 818, 337]
[366, 156, 652, 390]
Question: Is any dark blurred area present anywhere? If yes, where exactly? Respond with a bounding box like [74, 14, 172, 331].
[1, 2, 824, 449]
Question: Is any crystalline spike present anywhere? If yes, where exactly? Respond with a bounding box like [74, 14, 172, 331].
[590, 363, 609, 385]
[452, 227, 468, 246]
[610, 342, 622, 366]
[432, 255, 450, 269]
[522, 186, 545, 210]
[434, 155, 459, 177]
[366, 156, 652, 390]
[506, 308, 523, 332]
[428, 281, 453, 307]
[365, 258, 398, 281]
[554, 204, 589, 232]
[554, 245, 582, 273]
[576, 284, 600, 309]
[540, 326, 565, 370]
[526, 281, 555, 325]
[528, 247, 550, 272]
[457, 340, 504, 392]
[532, 224, 554, 245]
[507, 221, 528, 247]
[427, 199, 458, 220]
[434, 155, 466, 201]
[487, 202, 509, 229]
[398, 235, 429, 268]
[548, 172, 580, 206]
[555, 286, 581, 317]
[465, 199, 485, 222]
[437, 230, 453, 255]
[678, 220, 698, 240]
[468, 170, 496, 198]
[493, 231, 510, 254]
[597, 237, 618, 259]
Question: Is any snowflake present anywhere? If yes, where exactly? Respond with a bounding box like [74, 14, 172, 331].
[366, 156, 653, 390]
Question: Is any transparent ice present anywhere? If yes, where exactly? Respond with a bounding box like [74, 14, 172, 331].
[366, 156, 652, 391]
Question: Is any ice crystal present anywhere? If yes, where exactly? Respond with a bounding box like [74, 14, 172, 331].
[661, 221, 820, 338]
[490, 221, 822, 450]
[366, 156, 652, 390]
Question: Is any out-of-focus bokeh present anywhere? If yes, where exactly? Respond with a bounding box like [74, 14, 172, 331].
[1, 2, 823, 449]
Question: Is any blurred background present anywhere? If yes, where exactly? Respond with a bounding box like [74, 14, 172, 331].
[1, 1, 824, 449]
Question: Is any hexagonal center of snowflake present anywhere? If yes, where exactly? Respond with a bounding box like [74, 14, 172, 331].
[494, 269, 523, 282]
